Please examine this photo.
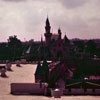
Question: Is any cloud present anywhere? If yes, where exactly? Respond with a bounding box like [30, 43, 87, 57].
[2, 0, 26, 2]
[59, 0, 88, 9]
[2, 0, 56, 2]
[0, 0, 100, 42]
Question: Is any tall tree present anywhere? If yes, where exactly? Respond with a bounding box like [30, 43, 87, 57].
[8, 35, 22, 60]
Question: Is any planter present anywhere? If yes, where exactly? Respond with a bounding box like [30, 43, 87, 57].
[51, 88, 63, 98]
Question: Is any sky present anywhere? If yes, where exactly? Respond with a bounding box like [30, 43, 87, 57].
[0, 0, 100, 42]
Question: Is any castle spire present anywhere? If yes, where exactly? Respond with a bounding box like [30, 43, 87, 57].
[58, 27, 61, 34]
[45, 16, 51, 33]
[58, 27, 62, 40]
[46, 17, 50, 25]
[44, 17, 52, 46]
[41, 34, 43, 42]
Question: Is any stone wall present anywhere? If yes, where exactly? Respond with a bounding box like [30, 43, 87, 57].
[11, 83, 47, 95]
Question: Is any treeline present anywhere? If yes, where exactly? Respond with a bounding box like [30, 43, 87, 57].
[0, 35, 100, 61]
[73, 40, 100, 58]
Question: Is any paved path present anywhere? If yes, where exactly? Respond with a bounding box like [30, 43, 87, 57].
[0, 64, 100, 100]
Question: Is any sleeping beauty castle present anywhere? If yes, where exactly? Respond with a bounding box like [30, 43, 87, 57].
[23, 16, 76, 61]
[34, 17, 75, 88]
[38, 17, 71, 60]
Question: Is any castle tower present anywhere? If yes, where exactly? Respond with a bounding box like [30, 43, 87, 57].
[56, 28, 63, 58]
[44, 17, 52, 46]
[58, 27, 62, 40]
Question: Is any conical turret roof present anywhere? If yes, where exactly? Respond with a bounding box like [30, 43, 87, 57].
[42, 60, 49, 72]
[35, 61, 44, 75]
[46, 17, 50, 25]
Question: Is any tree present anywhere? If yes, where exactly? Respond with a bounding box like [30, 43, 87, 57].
[8, 35, 22, 48]
[73, 40, 84, 52]
[7, 35, 22, 60]
[86, 40, 96, 56]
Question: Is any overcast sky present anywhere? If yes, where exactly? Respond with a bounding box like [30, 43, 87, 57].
[0, 0, 100, 42]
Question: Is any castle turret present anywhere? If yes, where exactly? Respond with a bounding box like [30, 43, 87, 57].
[56, 28, 63, 58]
[35, 61, 44, 83]
[58, 28, 62, 40]
[45, 17, 51, 33]
[44, 17, 52, 46]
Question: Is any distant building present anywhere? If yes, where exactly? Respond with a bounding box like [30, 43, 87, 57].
[35, 60, 75, 88]
[43, 17, 71, 59]
[23, 17, 87, 60]
[35, 60, 49, 83]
